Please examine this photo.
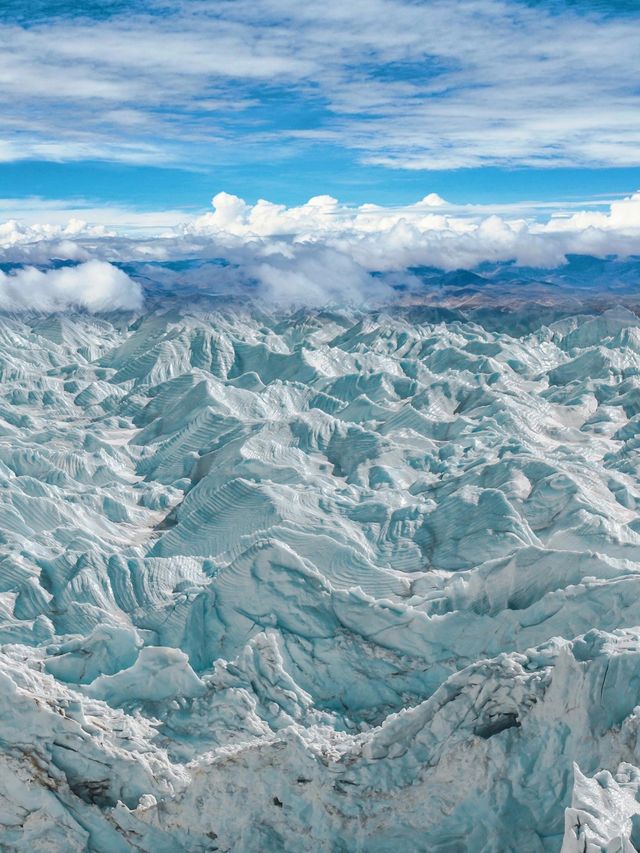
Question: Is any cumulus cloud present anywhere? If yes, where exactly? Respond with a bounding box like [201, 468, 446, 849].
[179, 190, 640, 272]
[543, 192, 640, 234]
[0, 260, 143, 312]
[192, 192, 345, 238]
[0, 190, 639, 308]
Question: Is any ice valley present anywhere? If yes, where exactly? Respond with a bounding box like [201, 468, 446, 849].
[1, 297, 640, 850]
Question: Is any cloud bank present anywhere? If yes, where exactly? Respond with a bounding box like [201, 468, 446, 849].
[182, 190, 640, 272]
[0, 190, 639, 308]
[0, 260, 143, 312]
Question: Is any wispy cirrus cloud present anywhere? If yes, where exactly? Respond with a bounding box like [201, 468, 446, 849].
[0, 0, 639, 172]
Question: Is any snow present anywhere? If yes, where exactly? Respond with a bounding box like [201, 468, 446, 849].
[0, 298, 640, 850]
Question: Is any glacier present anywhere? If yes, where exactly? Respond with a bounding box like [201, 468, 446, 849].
[1, 285, 640, 851]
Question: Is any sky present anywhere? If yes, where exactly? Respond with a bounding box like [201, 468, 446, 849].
[1, 0, 640, 221]
[1, 0, 640, 313]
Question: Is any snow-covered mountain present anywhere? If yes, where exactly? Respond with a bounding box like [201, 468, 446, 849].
[1, 295, 640, 851]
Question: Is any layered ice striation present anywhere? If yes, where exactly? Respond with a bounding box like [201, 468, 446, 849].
[1, 300, 640, 850]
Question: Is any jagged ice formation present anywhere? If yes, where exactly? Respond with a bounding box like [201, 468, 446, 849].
[1, 299, 640, 850]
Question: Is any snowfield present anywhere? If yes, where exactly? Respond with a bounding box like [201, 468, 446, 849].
[1, 297, 640, 851]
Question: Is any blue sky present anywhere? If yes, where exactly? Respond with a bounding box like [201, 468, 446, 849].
[1, 0, 640, 217]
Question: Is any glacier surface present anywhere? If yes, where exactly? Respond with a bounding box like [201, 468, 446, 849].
[1, 295, 640, 850]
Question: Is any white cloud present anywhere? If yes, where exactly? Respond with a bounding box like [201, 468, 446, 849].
[188, 192, 344, 237]
[247, 245, 388, 306]
[543, 192, 640, 233]
[0, 189, 639, 308]
[0, 260, 143, 312]
[0, 198, 189, 231]
[178, 189, 640, 271]
[0, 0, 639, 169]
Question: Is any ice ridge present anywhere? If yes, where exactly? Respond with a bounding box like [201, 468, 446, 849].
[0, 303, 640, 851]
